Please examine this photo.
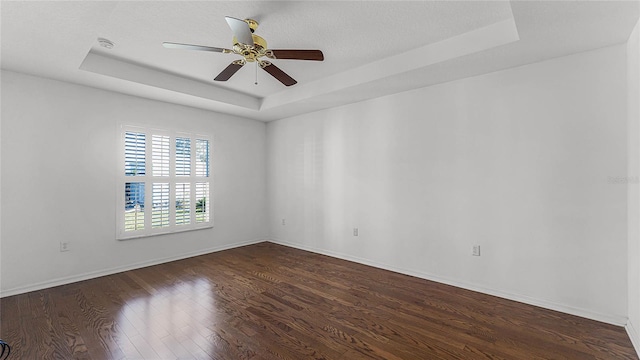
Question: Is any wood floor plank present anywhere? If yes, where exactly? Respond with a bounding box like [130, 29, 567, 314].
[1, 242, 637, 359]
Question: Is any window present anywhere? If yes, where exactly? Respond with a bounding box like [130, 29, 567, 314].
[118, 126, 212, 239]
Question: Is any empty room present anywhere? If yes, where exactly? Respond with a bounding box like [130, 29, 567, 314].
[1, 1, 640, 359]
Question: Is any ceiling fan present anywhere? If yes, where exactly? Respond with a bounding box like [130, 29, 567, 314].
[163, 16, 324, 87]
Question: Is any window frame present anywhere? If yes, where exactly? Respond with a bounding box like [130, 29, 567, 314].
[117, 125, 213, 240]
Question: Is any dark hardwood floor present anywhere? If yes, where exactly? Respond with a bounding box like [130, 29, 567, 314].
[0, 242, 637, 359]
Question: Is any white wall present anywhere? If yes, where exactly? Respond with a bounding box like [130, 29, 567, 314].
[0, 70, 267, 295]
[628, 18, 640, 354]
[0, 72, 3, 297]
[267, 44, 629, 325]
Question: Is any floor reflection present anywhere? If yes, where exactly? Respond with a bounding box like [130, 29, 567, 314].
[115, 276, 217, 358]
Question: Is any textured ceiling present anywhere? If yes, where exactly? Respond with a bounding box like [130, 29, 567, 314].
[1, 1, 639, 121]
[97, 1, 513, 97]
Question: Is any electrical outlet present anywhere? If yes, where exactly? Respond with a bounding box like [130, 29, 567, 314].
[472, 245, 480, 256]
[60, 241, 70, 252]
[353, 228, 359, 236]
[281, 218, 286, 226]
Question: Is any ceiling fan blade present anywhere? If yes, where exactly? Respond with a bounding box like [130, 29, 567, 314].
[260, 61, 297, 86]
[163, 42, 232, 53]
[225, 16, 254, 45]
[214, 60, 245, 81]
[269, 50, 324, 61]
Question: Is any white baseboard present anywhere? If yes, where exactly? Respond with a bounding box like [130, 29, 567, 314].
[268, 238, 627, 327]
[0, 238, 267, 298]
[627, 320, 640, 357]
[3, 237, 629, 329]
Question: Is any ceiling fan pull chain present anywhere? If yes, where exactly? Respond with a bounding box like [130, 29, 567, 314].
[255, 61, 258, 85]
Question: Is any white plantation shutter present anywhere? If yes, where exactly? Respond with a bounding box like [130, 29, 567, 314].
[175, 183, 190, 225]
[119, 126, 211, 239]
[124, 182, 145, 231]
[125, 132, 145, 176]
[196, 139, 210, 177]
[196, 182, 210, 223]
[152, 135, 170, 177]
[176, 137, 191, 176]
[151, 183, 170, 228]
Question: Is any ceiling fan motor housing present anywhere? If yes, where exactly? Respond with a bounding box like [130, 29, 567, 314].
[233, 34, 267, 62]
[231, 19, 267, 62]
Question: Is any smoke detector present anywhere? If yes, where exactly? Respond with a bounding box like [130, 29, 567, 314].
[98, 38, 114, 49]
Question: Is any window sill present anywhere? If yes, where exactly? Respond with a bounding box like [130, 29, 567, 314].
[117, 224, 213, 241]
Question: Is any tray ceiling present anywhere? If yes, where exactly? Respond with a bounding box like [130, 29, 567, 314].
[1, 1, 638, 121]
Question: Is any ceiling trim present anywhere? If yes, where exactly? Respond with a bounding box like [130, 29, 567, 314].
[261, 17, 520, 112]
[80, 51, 261, 110]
